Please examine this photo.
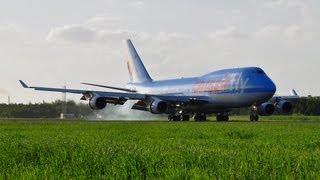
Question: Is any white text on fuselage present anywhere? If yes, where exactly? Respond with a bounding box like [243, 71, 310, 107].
[193, 73, 249, 93]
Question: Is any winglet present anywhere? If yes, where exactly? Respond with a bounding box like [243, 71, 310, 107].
[19, 80, 29, 88]
[290, 89, 298, 97]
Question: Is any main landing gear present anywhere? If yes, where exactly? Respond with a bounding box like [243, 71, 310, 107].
[194, 113, 207, 121]
[168, 114, 190, 121]
[168, 113, 206, 122]
[216, 113, 229, 122]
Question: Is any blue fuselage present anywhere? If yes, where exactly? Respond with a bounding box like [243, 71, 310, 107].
[127, 67, 276, 112]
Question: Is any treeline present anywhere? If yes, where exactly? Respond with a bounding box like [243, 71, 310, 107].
[232, 96, 320, 116]
[0, 100, 92, 118]
[0, 96, 320, 118]
[292, 96, 320, 115]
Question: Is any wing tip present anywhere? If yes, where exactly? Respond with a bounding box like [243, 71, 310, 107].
[291, 89, 299, 97]
[19, 80, 29, 88]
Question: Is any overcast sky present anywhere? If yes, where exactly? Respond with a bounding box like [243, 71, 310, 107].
[0, 0, 319, 103]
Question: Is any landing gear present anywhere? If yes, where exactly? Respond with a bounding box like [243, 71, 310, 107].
[250, 114, 259, 121]
[250, 105, 259, 121]
[194, 113, 207, 121]
[216, 113, 229, 122]
[180, 114, 190, 121]
[168, 114, 190, 121]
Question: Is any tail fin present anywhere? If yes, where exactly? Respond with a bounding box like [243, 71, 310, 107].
[125, 39, 153, 83]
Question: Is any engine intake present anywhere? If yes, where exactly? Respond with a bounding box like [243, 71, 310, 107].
[258, 102, 275, 116]
[89, 96, 107, 110]
[149, 99, 168, 114]
[276, 100, 293, 114]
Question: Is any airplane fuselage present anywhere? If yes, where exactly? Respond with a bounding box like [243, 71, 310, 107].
[127, 67, 276, 113]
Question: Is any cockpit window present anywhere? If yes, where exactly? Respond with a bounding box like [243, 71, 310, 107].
[252, 69, 265, 74]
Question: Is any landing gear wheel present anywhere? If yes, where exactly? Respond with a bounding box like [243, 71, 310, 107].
[250, 114, 259, 121]
[180, 115, 190, 121]
[194, 113, 207, 121]
[172, 115, 180, 121]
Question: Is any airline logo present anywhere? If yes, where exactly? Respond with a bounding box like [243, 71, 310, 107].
[193, 73, 249, 93]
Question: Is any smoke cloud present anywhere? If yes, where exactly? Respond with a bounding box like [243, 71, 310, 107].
[88, 100, 165, 121]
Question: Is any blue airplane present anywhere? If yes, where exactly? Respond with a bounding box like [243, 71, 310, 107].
[19, 39, 299, 121]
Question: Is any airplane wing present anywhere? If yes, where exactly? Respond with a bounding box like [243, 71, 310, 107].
[19, 80, 209, 105]
[19, 80, 145, 105]
[81, 82, 137, 92]
[269, 89, 300, 102]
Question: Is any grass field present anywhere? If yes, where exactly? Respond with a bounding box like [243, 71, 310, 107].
[1, 118, 320, 179]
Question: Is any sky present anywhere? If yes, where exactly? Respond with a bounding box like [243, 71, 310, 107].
[0, 0, 319, 104]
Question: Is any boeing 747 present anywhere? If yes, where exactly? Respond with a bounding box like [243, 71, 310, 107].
[20, 39, 299, 121]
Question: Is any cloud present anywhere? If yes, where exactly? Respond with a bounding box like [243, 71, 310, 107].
[0, 24, 23, 45]
[46, 15, 191, 45]
[263, 0, 306, 9]
[85, 15, 121, 25]
[129, 0, 145, 8]
[46, 24, 97, 43]
[254, 24, 281, 39]
[254, 24, 303, 40]
[46, 24, 138, 44]
[263, 0, 287, 8]
[209, 26, 247, 40]
[284, 25, 302, 39]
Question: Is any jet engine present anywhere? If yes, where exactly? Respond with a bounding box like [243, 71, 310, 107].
[149, 99, 168, 114]
[276, 100, 293, 114]
[258, 102, 275, 116]
[89, 96, 107, 110]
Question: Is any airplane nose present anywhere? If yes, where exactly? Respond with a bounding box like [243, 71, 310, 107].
[266, 79, 276, 94]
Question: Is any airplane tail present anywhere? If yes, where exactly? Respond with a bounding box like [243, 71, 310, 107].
[125, 39, 153, 83]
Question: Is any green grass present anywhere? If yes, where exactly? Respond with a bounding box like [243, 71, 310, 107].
[227, 115, 320, 121]
[1, 119, 320, 179]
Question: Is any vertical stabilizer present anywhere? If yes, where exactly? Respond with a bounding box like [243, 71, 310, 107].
[125, 39, 153, 83]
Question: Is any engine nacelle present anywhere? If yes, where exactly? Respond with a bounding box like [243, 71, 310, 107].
[276, 100, 293, 114]
[149, 99, 168, 114]
[258, 102, 275, 116]
[89, 96, 107, 110]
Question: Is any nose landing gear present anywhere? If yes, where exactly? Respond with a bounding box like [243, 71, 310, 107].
[250, 105, 259, 121]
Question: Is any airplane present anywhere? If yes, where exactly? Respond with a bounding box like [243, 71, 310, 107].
[19, 39, 299, 121]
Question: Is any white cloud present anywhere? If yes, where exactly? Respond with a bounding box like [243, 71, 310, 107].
[284, 25, 302, 39]
[129, 0, 145, 8]
[263, 0, 306, 9]
[46, 24, 137, 44]
[46, 15, 191, 45]
[85, 15, 121, 25]
[0, 24, 23, 45]
[254, 24, 303, 40]
[46, 24, 97, 43]
[209, 26, 246, 40]
[254, 24, 281, 39]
